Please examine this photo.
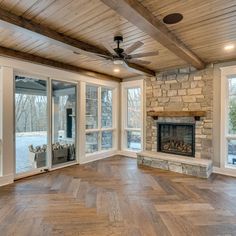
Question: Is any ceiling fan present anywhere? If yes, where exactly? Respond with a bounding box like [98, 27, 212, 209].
[102, 36, 158, 73]
[74, 36, 158, 76]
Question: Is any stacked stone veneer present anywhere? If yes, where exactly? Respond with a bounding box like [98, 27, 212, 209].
[146, 66, 213, 160]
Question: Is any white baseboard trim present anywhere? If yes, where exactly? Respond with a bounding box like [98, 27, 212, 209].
[50, 161, 78, 171]
[116, 150, 137, 158]
[80, 150, 118, 165]
[213, 167, 236, 178]
[0, 174, 14, 186]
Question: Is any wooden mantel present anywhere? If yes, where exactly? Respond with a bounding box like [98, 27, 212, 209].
[147, 111, 206, 121]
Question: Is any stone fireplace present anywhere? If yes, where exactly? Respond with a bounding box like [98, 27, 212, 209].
[157, 122, 195, 157]
[137, 66, 214, 178]
[145, 66, 213, 160]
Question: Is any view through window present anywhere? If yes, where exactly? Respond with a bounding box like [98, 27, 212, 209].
[126, 87, 141, 151]
[85, 85, 113, 154]
[227, 77, 236, 165]
[52, 80, 77, 166]
[15, 76, 48, 174]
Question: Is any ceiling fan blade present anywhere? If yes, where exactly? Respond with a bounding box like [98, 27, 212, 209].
[124, 41, 144, 54]
[102, 42, 117, 55]
[123, 60, 155, 76]
[130, 51, 159, 59]
[129, 59, 151, 65]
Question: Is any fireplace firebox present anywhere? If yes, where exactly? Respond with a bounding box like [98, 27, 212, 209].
[157, 123, 195, 157]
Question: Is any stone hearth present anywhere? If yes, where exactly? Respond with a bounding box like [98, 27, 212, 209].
[137, 151, 213, 178]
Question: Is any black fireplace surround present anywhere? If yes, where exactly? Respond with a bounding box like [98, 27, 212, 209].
[157, 122, 195, 157]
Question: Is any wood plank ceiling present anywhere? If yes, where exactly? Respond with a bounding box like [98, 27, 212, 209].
[0, 0, 235, 79]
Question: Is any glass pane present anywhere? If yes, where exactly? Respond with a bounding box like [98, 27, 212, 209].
[102, 131, 113, 150]
[86, 132, 98, 153]
[127, 131, 141, 151]
[228, 139, 236, 165]
[52, 80, 76, 166]
[86, 85, 98, 129]
[101, 88, 113, 128]
[228, 77, 236, 134]
[15, 76, 48, 174]
[127, 87, 141, 128]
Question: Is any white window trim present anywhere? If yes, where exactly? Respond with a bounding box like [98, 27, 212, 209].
[80, 82, 118, 162]
[121, 80, 144, 155]
[220, 66, 236, 171]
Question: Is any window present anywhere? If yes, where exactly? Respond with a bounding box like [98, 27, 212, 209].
[127, 88, 141, 150]
[101, 88, 113, 128]
[0, 71, 2, 175]
[224, 77, 236, 166]
[221, 67, 236, 170]
[121, 81, 143, 152]
[85, 85, 114, 154]
[86, 85, 98, 129]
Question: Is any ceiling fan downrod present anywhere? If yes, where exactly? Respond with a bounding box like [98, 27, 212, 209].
[114, 36, 124, 55]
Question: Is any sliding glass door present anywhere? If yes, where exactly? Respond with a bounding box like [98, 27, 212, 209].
[15, 76, 78, 176]
[51, 80, 77, 166]
[15, 75, 48, 175]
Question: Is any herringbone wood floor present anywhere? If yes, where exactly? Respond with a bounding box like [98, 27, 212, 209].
[1, 156, 236, 236]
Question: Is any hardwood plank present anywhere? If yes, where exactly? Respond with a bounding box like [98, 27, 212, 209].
[0, 156, 236, 235]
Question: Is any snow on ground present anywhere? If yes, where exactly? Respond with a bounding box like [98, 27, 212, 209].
[16, 133, 47, 173]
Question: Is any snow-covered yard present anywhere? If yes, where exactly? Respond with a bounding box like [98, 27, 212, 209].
[15, 132, 47, 173]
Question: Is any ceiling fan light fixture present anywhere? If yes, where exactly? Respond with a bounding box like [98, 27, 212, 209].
[113, 58, 124, 65]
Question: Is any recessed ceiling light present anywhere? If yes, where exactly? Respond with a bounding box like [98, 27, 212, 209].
[163, 13, 183, 25]
[224, 44, 235, 51]
[114, 68, 120, 73]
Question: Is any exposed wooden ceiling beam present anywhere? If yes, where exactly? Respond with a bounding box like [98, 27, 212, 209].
[0, 7, 156, 77]
[0, 8, 110, 57]
[101, 0, 205, 70]
[0, 46, 121, 82]
[125, 60, 156, 76]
